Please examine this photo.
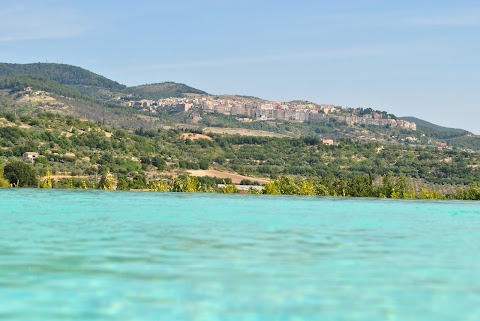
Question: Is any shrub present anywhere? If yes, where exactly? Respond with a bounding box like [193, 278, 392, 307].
[3, 161, 38, 187]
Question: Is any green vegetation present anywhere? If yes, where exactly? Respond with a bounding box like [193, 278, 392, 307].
[0, 75, 92, 100]
[398, 116, 480, 150]
[40, 167, 53, 188]
[0, 62, 478, 153]
[454, 184, 480, 200]
[0, 62, 478, 200]
[0, 63, 125, 90]
[0, 81, 169, 131]
[398, 116, 469, 135]
[3, 161, 38, 187]
[99, 172, 115, 190]
[0, 113, 477, 200]
[127, 82, 208, 100]
[0, 165, 11, 187]
[263, 174, 412, 198]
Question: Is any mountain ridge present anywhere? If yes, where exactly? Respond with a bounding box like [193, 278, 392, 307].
[127, 81, 208, 100]
[398, 116, 470, 134]
[0, 63, 208, 100]
[0, 62, 125, 90]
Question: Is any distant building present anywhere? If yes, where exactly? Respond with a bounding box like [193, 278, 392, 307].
[321, 139, 334, 146]
[23, 152, 39, 163]
[177, 103, 193, 112]
[319, 105, 336, 114]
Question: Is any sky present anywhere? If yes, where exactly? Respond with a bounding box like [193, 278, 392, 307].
[0, 0, 479, 133]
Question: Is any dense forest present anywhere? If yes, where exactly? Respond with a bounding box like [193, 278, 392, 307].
[0, 63, 125, 90]
[0, 64, 206, 100]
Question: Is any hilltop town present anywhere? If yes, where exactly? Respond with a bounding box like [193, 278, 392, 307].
[121, 94, 417, 130]
[1, 63, 478, 154]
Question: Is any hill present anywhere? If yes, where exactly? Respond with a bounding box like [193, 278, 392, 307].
[398, 116, 470, 135]
[127, 82, 208, 100]
[398, 116, 480, 150]
[0, 62, 477, 152]
[0, 63, 125, 90]
[0, 63, 206, 99]
[0, 113, 477, 190]
[0, 75, 89, 100]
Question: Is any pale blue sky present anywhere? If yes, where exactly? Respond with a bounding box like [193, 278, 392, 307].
[1, 0, 479, 133]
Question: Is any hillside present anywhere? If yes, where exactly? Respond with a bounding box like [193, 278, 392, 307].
[0, 75, 90, 100]
[0, 63, 205, 100]
[0, 62, 478, 152]
[127, 82, 208, 100]
[0, 63, 125, 90]
[398, 116, 480, 150]
[0, 113, 478, 189]
[398, 116, 470, 135]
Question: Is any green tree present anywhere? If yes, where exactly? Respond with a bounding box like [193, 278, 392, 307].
[348, 175, 375, 197]
[152, 156, 166, 171]
[116, 175, 130, 191]
[3, 161, 38, 187]
[99, 172, 115, 190]
[199, 159, 209, 170]
[40, 167, 53, 188]
[0, 166, 11, 187]
[130, 173, 147, 189]
[454, 183, 480, 200]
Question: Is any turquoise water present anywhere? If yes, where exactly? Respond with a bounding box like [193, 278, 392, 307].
[1, 190, 479, 321]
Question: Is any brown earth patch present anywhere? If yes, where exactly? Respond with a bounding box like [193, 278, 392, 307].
[180, 133, 213, 141]
[203, 127, 289, 138]
[51, 174, 90, 181]
[186, 169, 269, 184]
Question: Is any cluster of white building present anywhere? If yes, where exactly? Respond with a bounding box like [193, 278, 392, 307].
[121, 95, 416, 130]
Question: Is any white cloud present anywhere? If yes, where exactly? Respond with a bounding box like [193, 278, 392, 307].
[0, 2, 89, 43]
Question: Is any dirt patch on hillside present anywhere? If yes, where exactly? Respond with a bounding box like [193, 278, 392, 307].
[51, 174, 90, 180]
[0, 118, 31, 129]
[187, 169, 269, 184]
[203, 127, 289, 138]
[180, 133, 213, 140]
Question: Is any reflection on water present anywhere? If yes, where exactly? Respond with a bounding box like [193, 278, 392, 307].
[1, 190, 479, 320]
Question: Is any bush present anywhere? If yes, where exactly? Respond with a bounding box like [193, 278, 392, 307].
[152, 156, 166, 171]
[199, 159, 209, 170]
[454, 184, 480, 200]
[34, 156, 49, 165]
[0, 167, 10, 188]
[5, 113, 17, 123]
[3, 161, 38, 187]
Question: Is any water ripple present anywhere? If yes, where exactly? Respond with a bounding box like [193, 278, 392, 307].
[0, 190, 479, 320]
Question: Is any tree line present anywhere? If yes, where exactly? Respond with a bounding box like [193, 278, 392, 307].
[1, 160, 478, 200]
[0, 113, 478, 195]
